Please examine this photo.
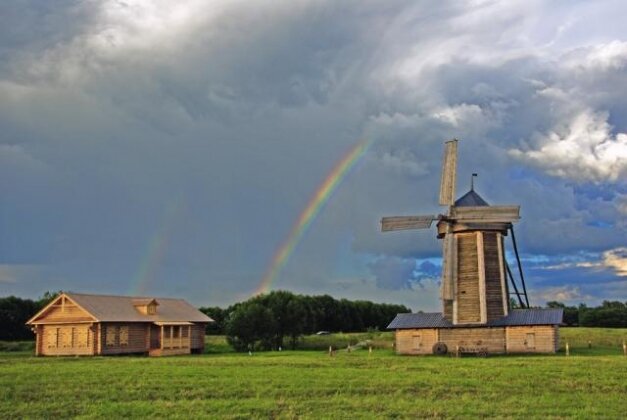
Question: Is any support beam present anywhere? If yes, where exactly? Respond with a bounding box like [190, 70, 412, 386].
[509, 226, 530, 307]
[497, 234, 509, 315]
[476, 232, 487, 324]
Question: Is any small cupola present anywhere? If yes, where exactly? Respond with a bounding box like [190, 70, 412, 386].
[133, 298, 159, 315]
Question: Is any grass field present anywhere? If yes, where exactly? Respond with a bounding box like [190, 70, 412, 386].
[1, 328, 625, 418]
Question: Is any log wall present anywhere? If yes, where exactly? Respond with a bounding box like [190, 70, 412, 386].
[439, 327, 506, 353]
[191, 324, 206, 351]
[100, 323, 149, 355]
[40, 324, 94, 356]
[395, 329, 439, 355]
[505, 326, 559, 353]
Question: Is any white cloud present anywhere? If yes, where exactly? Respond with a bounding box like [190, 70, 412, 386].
[509, 109, 627, 183]
[533, 285, 592, 305]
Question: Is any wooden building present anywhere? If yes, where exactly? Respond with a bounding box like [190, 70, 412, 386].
[389, 309, 562, 355]
[26, 292, 213, 356]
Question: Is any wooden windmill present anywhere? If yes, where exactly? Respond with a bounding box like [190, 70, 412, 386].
[381, 139, 529, 326]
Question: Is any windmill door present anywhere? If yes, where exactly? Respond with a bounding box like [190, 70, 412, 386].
[412, 335, 422, 350]
[525, 333, 535, 350]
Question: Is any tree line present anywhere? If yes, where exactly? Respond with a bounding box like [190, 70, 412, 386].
[0, 292, 59, 340]
[199, 291, 410, 351]
[546, 300, 627, 327]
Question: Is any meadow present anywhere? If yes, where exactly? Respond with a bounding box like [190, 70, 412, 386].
[1, 328, 625, 418]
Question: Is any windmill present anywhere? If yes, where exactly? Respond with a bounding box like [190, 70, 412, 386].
[381, 139, 529, 326]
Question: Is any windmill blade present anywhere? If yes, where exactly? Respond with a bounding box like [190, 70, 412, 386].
[381, 215, 437, 232]
[450, 206, 520, 223]
[438, 139, 458, 206]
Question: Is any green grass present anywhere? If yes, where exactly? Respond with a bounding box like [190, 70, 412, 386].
[1, 328, 625, 418]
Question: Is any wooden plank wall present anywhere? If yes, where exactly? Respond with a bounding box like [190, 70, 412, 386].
[100, 323, 149, 355]
[35, 302, 93, 323]
[456, 233, 481, 323]
[482, 232, 505, 321]
[505, 326, 559, 353]
[395, 329, 439, 355]
[41, 324, 94, 356]
[439, 327, 506, 353]
[443, 300, 453, 321]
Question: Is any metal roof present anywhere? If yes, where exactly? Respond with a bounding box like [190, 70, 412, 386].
[387, 308, 563, 329]
[387, 313, 453, 329]
[455, 190, 489, 207]
[63, 293, 213, 323]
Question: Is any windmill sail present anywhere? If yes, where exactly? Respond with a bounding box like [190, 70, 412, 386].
[381, 215, 437, 231]
[438, 139, 458, 207]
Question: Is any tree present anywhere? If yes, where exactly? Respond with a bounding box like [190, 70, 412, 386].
[225, 303, 277, 351]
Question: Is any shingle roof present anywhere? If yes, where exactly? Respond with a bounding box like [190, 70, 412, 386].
[455, 190, 489, 207]
[387, 308, 563, 329]
[66, 293, 213, 323]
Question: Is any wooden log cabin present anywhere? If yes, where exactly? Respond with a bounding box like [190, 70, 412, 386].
[388, 309, 563, 355]
[26, 292, 213, 356]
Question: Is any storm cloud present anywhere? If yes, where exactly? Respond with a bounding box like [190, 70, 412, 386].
[1, 0, 625, 309]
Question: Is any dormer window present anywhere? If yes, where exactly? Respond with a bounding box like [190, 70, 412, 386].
[133, 298, 159, 315]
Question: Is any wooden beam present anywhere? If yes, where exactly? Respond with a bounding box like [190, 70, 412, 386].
[497, 233, 509, 315]
[450, 206, 520, 223]
[477, 232, 487, 324]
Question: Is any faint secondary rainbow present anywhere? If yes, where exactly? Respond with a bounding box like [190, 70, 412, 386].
[254, 139, 372, 295]
[130, 198, 186, 296]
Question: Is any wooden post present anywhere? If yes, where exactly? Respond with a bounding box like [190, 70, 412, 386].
[328, 346, 333, 357]
[588, 340, 591, 349]
[188, 325, 191, 349]
[179, 326, 182, 349]
[369, 346, 372, 355]
[160, 325, 164, 350]
[456, 345, 460, 358]
[169, 326, 173, 349]
[565, 342, 569, 356]
[622, 341, 626, 356]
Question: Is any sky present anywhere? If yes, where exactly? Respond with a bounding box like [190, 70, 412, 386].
[1, 0, 626, 310]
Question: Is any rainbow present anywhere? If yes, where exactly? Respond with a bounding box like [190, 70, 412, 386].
[130, 198, 186, 296]
[254, 139, 372, 295]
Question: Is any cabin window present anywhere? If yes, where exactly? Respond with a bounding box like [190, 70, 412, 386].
[50, 328, 61, 348]
[106, 326, 118, 347]
[61, 328, 73, 348]
[119, 326, 129, 346]
[173, 326, 180, 339]
[147, 304, 156, 315]
[182, 327, 189, 338]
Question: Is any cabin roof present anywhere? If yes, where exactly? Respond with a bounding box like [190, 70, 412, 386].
[29, 292, 213, 324]
[454, 190, 489, 207]
[387, 308, 563, 329]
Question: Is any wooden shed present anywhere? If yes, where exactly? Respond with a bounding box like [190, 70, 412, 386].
[26, 292, 213, 356]
[388, 308, 562, 355]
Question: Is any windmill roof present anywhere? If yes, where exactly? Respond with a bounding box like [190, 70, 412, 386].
[455, 190, 489, 207]
[387, 308, 563, 329]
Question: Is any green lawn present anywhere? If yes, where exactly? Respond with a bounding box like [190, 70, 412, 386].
[1, 328, 625, 418]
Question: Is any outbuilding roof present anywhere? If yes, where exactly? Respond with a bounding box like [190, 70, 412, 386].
[29, 292, 213, 324]
[387, 308, 563, 329]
